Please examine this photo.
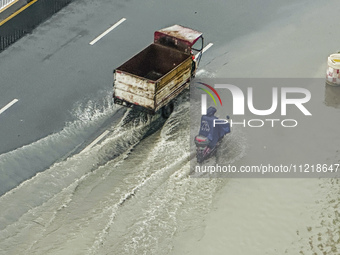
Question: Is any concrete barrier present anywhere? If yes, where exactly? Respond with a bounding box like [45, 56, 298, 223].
[0, 0, 71, 52]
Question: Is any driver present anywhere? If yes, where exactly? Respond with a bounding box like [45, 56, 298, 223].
[198, 106, 230, 149]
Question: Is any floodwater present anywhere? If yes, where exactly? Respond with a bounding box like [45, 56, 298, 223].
[0, 76, 339, 255]
[1, 0, 340, 254]
[0, 93, 239, 255]
[177, 0, 340, 253]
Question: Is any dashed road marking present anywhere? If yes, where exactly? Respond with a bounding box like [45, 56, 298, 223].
[90, 18, 126, 45]
[202, 42, 213, 53]
[0, 99, 18, 115]
[81, 130, 110, 153]
[195, 42, 213, 58]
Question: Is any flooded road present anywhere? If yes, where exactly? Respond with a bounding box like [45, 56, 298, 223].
[1, 0, 340, 254]
[0, 95, 236, 254]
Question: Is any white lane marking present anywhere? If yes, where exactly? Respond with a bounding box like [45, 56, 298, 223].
[90, 18, 126, 45]
[81, 130, 110, 153]
[195, 43, 214, 58]
[202, 42, 213, 53]
[195, 42, 213, 58]
[0, 99, 18, 115]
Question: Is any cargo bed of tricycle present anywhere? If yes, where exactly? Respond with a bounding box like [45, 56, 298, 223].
[117, 43, 191, 81]
[113, 43, 193, 114]
[113, 25, 203, 117]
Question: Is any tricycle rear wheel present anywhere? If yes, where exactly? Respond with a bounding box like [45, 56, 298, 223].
[161, 102, 174, 119]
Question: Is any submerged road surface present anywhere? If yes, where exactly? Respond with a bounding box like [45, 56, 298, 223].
[0, 0, 340, 254]
[0, 0, 320, 155]
[0, 0, 318, 194]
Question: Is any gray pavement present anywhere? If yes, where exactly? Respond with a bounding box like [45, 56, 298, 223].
[0, 0, 312, 154]
[0, 0, 328, 195]
[1, 0, 340, 253]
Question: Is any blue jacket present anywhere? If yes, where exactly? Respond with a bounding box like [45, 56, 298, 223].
[198, 107, 230, 148]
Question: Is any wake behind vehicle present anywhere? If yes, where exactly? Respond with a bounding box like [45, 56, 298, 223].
[113, 25, 204, 118]
[195, 107, 231, 163]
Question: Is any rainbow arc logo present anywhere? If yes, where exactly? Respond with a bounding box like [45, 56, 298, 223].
[196, 82, 223, 107]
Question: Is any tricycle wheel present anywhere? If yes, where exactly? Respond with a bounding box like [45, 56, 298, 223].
[161, 102, 174, 119]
